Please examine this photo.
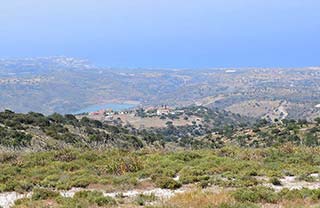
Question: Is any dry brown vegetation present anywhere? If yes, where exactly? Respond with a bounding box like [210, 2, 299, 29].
[165, 191, 234, 208]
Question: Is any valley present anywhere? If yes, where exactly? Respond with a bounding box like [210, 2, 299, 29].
[1, 58, 320, 207]
[1, 57, 320, 122]
[0, 105, 320, 207]
[2, 0, 319, 207]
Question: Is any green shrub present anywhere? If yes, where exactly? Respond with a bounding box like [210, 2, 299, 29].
[74, 190, 116, 206]
[270, 177, 282, 186]
[14, 198, 30, 206]
[54, 149, 78, 162]
[218, 202, 260, 208]
[199, 180, 210, 188]
[71, 176, 96, 188]
[150, 167, 177, 179]
[95, 196, 117, 206]
[298, 174, 316, 182]
[233, 186, 279, 203]
[278, 188, 313, 200]
[101, 155, 143, 175]
[0, 152, 17, 163]
[311, 189, 320, 200]
[237, 176, 260, 187]
[15, 180, 33, 192]
[170, 152, 202, 162]
[155, 177, 182, 190]
[135, 193, 157, 206]
[31, 188, 59, 200]
[4, 180, 20, 192]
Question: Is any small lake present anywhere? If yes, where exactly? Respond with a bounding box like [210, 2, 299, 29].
[73, 103, 136, 114]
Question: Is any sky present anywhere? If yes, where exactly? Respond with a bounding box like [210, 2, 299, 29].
[0, 0, 320, 68]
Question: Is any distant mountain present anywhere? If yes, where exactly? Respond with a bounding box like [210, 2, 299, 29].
[0, 56, 93, 75]
[0, 57, 320, 120]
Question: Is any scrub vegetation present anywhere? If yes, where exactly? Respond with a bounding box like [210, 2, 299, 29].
[2, 110, 320, 207]
[0, 145, 320, 207]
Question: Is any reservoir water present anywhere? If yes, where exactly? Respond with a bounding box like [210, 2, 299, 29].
[73, 103, 136, 114]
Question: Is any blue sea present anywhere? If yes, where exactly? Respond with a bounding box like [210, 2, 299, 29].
[73, 103, 136, 114]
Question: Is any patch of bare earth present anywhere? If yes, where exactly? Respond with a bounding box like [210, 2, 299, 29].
[226, 100, 281, 118]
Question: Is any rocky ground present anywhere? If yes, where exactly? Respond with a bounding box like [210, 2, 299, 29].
[2, 174, 320, 208]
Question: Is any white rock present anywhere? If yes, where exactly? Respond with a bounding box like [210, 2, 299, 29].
[0, 192, 30, 208]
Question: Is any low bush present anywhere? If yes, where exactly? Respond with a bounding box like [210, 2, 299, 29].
[166, 191, 234, 208]
[278, 188, 320, 201]
[270, 177, 282, 186]
[218, 202, 260, 208]
[31, 188, 59, 200]
[233, 186, 279, 203]
[0, 152, 18, 163]
[54, 149, 78, 162]
[135, 193, 157, 206]
[102, 155, 143, 175]
[74, 190, 116, 206]
[155, 177, 182, 190]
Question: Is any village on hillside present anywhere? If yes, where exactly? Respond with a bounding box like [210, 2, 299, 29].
[78, 105, 203, 129]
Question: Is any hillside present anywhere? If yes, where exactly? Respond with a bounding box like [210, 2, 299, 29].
[3, 145, 320, 208]
[2, 1, 320, 207]
[1, 107, 320, 151]
[1, 110, 320, 207]
[0, 107, 250, 151]
[1, 57, 320, 121]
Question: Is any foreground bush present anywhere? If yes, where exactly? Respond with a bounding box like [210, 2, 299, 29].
[74, 190, 117, 206]
[135, 193, 157, 206]
[31, 188, 59, 200]
[232, 186, 279, 203]
[155, 176, 182, 190]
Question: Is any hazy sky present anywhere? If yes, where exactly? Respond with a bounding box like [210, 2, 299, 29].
[1, 0, 320, 67]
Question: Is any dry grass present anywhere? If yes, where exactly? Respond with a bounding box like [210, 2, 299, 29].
[226, 100, 280, 118]
[135, 179, 155, 190]
[259, 199, 318, 208]
[116, 114, 198, 129]
[279, 199, 317, 208]
[165, 190, 234, 208]
[14, 199, 59, 208]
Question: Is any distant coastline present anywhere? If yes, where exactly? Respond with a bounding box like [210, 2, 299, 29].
[73, 103, 136, 114]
